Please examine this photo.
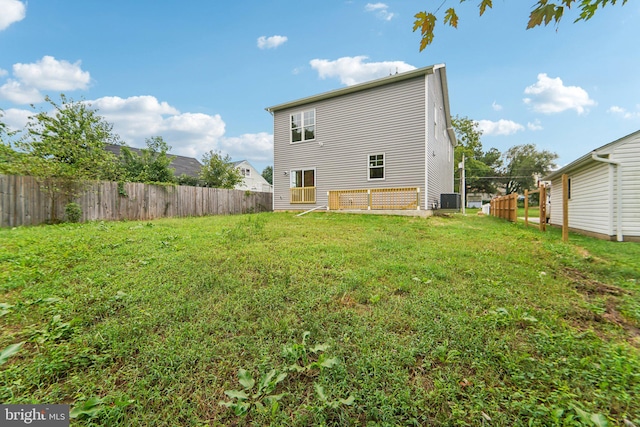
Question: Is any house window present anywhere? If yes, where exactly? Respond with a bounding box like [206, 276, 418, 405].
[291, 169, 315, 188]
[368, 154, 385, 180]
[291, 109, 315, 143]
[240, 168, 251, 177]
[567, 178, 571, 200]
[290, 168, 316, 203]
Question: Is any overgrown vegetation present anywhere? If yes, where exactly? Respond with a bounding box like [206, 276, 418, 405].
[1, 213, 639, 425]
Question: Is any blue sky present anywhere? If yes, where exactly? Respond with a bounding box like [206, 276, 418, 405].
[1, 0, 639, 174]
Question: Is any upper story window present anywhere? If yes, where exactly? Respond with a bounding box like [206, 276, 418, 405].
[291, 109, 315, 143]
[368, 153, 385, 180]
[240, 168, 251, 177]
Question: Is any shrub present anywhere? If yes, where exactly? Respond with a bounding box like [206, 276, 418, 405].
[65, 202, 82, 223]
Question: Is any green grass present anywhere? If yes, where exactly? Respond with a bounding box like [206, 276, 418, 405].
[518, 206, 542, 218]
[1, 212, 639, 426]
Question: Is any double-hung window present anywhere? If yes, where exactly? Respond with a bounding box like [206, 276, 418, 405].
[368, 154, 385, 180]
[291, 109, 315, 143]
[240, 168, 251, 177]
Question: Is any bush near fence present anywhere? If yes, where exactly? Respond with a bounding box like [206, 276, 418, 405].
[0, 175, 273, 227]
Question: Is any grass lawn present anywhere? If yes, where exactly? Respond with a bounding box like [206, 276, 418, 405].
[1, 212, 639, 426]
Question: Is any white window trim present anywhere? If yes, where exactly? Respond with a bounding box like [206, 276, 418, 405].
[289, 108, 316, 144]
[289, 167, 316, 187]
[367, 153, 385, 181]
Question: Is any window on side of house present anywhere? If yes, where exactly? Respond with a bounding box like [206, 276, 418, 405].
[291, 169, 315, 188]
[567, 178, 571, 200]
[240, 168, 251, 177]
[290, 109, 315, 143]
[368, 154, 385, 180]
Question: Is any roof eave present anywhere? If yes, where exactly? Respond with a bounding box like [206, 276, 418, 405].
[544, 129, 640, 181]
[265, 65, 438, 113]
[434, 64, 457, 147]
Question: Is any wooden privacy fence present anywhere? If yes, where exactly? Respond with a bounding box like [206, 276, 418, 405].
[328, 187, 420, 211]
[490, 193, 518, 222]
[0, 175, 273, 227]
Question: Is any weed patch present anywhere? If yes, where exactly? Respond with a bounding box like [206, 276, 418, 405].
[1, 213, 639, 425]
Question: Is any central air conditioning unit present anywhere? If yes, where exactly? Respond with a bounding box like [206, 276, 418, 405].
[440, 193, 461, 210]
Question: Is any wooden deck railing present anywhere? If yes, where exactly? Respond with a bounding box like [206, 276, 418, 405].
[290, 186, 316, 204]
[328, 187, 420, 210]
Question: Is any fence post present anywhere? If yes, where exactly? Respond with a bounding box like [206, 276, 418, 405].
[539, 185, 546, 232]
[562, 174, 569, 242]
[524, 189, 529, 226]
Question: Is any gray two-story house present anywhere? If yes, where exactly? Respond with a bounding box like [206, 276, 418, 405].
[266, 64, 456, 213]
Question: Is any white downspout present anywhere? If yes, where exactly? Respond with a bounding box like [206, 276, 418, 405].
[591, 152, 623, 242]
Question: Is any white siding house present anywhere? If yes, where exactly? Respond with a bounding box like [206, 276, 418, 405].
[544, 130, 640, 242]
[265, 64, 456, 213]
[233, 160, 273, 193]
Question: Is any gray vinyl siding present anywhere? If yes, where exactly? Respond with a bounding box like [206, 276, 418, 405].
[426, 71, 455, 208]
[273, 76, 428, 210]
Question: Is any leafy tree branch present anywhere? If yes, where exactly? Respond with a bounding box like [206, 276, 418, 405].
[414, 0, 629, 50]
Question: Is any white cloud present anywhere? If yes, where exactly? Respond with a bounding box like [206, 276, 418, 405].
[523, 73, 596, 114]
[0, 56, 91, 104]
[0, 68, 7, 77]
[310, 56, 416, 86]
[257, 35, 288, 49]
[0, 107, 31, 131]
[0, 0, 26, 31]
[491, 101, 502, 111]
[219, 132, 273, 163]
[477, 119, 525, 136]
[608, 105, 640, 119]
[88, 95, 272, 164]
[0, 79, 43, 103]
[13, 56, 90, 91]
[365, 3, 395, 21]
[527, 119, 543, 131]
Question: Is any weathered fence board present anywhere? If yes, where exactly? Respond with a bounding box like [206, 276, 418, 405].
[0, 175, 273, 227]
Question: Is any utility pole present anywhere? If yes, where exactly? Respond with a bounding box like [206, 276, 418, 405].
[459, 154, 466, 215]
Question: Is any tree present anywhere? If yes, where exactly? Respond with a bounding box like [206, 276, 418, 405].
[176, 174, 200, 187]
[414, 0, 628, 50]
[499, 143, 557, 194]
[452, 115, 501, 195]
[199, 150, 243, 189]
[0, 109, 14, 144]
[261, 166, 273, 185]
[119, 136, 176, 184]
[18, 95, 122, 181]
[0, 110, 24, 175]
[15, 95, 122, 220]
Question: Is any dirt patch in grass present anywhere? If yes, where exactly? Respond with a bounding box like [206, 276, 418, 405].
[602, 299, 640, 340]
[407, 357, 435, 392]
[563, 267, 629, 296]
[336, 293, 371, 315]
[563, 267, 639, 344]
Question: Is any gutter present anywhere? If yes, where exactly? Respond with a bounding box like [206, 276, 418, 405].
[591, 152, 623, 242]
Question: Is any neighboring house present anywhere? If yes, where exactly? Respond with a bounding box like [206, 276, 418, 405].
[265, 64, 456, 213]
[544, 130, 640, 242]
[233, 160, 273, 193]
[104, 144, 202, 178]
